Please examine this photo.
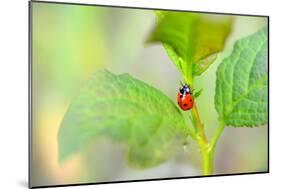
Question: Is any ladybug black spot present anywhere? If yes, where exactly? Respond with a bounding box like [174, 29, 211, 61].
[180, 95, 183, 98]
[183, 104, 188, 107]
[190, 99, 192, 102]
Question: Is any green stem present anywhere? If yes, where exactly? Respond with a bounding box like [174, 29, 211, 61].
[202, 148, 214, 175]
[190, 102, 226, 175]
[201, 121, 225, 175]
[209, 120, 225, 151]
[191, 102, 213, 175]
[196, 132, 213, 175]
[188, 88, 226, 175]
[191, 103, 208, 143]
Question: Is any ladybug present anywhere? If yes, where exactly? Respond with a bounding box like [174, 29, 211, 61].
[177, 84, 194, 111]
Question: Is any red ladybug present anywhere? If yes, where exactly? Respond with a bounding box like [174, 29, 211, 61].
[177, 84, 194, 111]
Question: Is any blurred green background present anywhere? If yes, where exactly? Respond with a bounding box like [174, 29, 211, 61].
[31, 2, 268, 187]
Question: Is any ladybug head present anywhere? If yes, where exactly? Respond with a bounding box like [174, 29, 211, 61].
[179, 84, 191, 95]
[179, 87, 185, 94]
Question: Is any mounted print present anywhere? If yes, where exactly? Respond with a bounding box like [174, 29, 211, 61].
[29, 1, 269, 188]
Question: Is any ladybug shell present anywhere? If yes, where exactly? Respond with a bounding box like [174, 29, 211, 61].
[177, 92, 194, 111]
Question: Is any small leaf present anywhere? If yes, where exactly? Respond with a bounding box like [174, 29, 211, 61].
[193, 88, 203, 99]
[58, 70, 190, 168]
[193, 53, 218, 76]
[215, 27, 268, 127]
[147, 11, 232, 81]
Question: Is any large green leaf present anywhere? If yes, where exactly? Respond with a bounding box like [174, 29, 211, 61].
[215, 27, 268, 127]
[147, 11, 232, 82]
[58, 70, 190, 168]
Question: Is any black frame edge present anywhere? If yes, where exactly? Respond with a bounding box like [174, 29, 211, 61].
[30, 0, 268, 18]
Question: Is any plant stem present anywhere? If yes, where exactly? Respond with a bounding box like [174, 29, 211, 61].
[190, 96, 226, 175]
[191, 102, 214, 175]
[210, 120, 225, 151]
[200, 121, 225, 175]
[191, 102, 208, 144]
[202, 148, 214, 175]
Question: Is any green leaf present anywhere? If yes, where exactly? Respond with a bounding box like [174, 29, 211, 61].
[58, 70, 190, 168]
[215, 27, 268, 127]
[193, 88, 203, 99]
[147, 11, 232, 82]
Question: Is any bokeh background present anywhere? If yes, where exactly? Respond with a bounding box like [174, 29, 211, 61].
[31, 2, 268, 187]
